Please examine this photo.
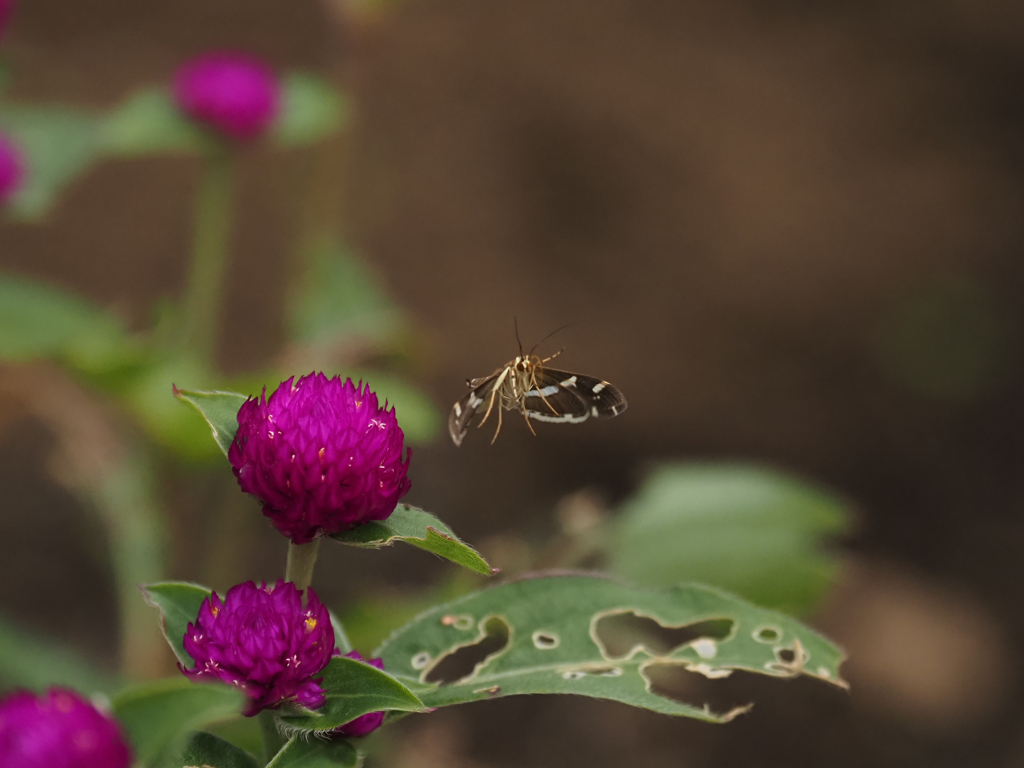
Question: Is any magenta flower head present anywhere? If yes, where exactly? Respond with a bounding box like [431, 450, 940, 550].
[229, 373, 412, 544]
[0, 133, 24, 204]
[334, 651, 386, 738]
[0, 687, 132, 768]
[172, 52, 280, 141]
[180, 580, 334, 716]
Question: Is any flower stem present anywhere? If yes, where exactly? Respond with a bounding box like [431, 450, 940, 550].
[180, 148, 234, 367]
[285, 538, 321, 595]
[258, 709, 286, 762]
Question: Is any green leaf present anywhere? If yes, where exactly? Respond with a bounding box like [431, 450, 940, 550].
[287, 240, 401, 349]
[163, 730, 260, 768]
[0, 272, 135, 374]
[113, 678, 246, 766]
[332, 505, 495, 577]
[143, 582, 213, 667]
[375, 574, 846, 722]
[279, 656, 424, 733]
[273, 73, 348, 147]
[172, 387, 247, 457]
[0, 612, 119, 694]
[608, 463, 852, 615]
[268, 736, 359, 768]
[0, 105, 104, 219]
[102, 87, 210, 156]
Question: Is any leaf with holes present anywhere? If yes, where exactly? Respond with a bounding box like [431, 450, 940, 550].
[375, 573, 846, 722]
[609, 463, 852, 615]
[278, 655, 426, 733]
[331, 504, 495, 577]
[143, 581, 213, 666]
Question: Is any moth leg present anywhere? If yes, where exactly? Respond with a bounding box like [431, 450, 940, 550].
[490, 401, 504, 444]
[477, 370, 508, 429]
[522, 408, 537, 436]
[531, 368, 559, 415]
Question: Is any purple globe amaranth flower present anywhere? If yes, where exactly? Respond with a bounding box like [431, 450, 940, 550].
[0, 687, 132, 768]
[0, 133, 24, 204]
[173, 52, 280, 141]
[229, 373, 412, 544]
[180, 580, 334, 717]
[334, 650, 386, 738]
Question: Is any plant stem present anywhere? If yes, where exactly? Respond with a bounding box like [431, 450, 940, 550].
[285, 539, 321, 595]
[180, 149, 234, 367]
[258, 709, 286, 762]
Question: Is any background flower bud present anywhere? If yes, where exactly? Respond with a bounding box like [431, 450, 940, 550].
[0, 687, 132, 768]
[180, 580, 334, 716]
[0, 0, 16, 41]
[172, 52, 280, 141]
[229, 373, 412, 543]
[0, 133, 24, 204]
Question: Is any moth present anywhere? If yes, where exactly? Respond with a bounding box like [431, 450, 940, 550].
[449, 346, 627, 446]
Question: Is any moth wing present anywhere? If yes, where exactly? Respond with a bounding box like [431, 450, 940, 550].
[449, 373, 501, 446]
[524, 369, 627, 422]
[522, 369, 592, 423]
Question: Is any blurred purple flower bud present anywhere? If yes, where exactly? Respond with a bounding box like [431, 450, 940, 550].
[0, 0, 16, 41]
[229, 373, 412, 544]
[0, 687, 132, 768]
[0, 133, 24, 204]
[172, 52, 280, 141]
[180, 580, 334, 717]
[334, 651, 386, 738]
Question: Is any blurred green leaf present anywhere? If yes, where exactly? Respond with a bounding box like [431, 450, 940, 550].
[278, 656, 424, 733]
[608, 463, 851, 615]
[112, 678, 245, 766]
[377, 574, 847, 719]
[0, 272, 137, 375]
[203, 717, 263, 763]
[172, 387, 247, 457]
[102, 87, 210, 156]
[143, 582, 212, 667]
[287, 241, 401, 349]
[273, 73, 348, 148]
[162, 730, 259, 768]
[330, 610, 354, 656]
[268, 736, 359, 768]
[0, 105, 104, 219]
[0, 613, 118, 694]
[332, 504, 494, 577]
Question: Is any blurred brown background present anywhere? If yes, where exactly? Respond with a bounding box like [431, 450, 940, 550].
[2, 0, 1024, 766]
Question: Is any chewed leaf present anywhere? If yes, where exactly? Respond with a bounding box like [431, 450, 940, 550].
[375, 574, 846, 722]
[278, 656, 425, 733]
[172, 387, 247, 457]
[331, 505, 495, 577]
[142, 581, 212, 666]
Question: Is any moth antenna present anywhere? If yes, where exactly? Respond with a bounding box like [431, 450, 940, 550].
[514, 316, 524, 359]
[528, 321, 581, 357]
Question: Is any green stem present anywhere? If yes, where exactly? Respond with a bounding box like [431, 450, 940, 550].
[180, 149, 234, 366]
[258, 709, 286, 763]
[285, 539, 321, 595]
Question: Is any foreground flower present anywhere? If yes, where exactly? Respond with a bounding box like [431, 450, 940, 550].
[334, 651, 386, 738]
[180, 580, 334, 716]
[172, 52, 279, 140]
[0, 133, 24, 204]
[0, 687, 132, 768]
[229, 373, 412, 543]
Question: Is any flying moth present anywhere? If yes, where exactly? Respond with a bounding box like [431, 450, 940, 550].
[448, 342, 627, 447]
